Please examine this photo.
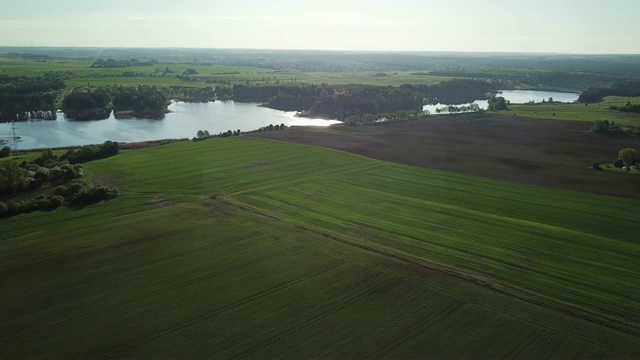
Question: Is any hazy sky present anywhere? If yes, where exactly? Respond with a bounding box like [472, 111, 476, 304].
[1, 0, 639, 54]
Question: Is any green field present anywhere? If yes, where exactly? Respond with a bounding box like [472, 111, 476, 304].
[1, 138, 639, 358]
[506, 96, 640, 126]
[1, 57, 452, 88]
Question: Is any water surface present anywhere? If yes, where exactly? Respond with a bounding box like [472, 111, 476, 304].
[0, 101, 340, 150]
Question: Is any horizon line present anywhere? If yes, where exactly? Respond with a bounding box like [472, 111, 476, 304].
[0, 45, 639, 57]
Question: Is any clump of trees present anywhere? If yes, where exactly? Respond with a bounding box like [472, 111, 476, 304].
[62, 90, 112, 120]
[609, 101, 640, 114]
[112, 87, 168, 118]
[0, 195, 66, 217]
[0, 76, 64, 122]
[0, 146, 11, 158]
[63, 141, 120, 164]
[90, 58, 158, 68]
[579, 80, 640, 103]
[257, 124, 286, 132]
[618, 148, 637, 167]
[487, 96, 509, 111]
[0, 182, 118, 218]
[0, 142, 120, 218]
[220, 129, 242, 137]
[230, 80, 494, 120]
[168, 86, 216, 102]
[592, 120, 639, 136]
[54, 182, 118, 206]
[0, 161, 29, 195]
[195, 130, 210, 139]
[62, 90, 111, 111]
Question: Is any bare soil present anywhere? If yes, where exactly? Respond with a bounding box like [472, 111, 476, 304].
[250, 114, 640, 199]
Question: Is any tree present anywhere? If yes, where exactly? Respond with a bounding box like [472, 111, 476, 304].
[0, 146, 11, 158]
[0, 161, 29, 194]
[488, 96, 508, 111]
[618, 148, 637, 166]
[101, 141, 120, 158]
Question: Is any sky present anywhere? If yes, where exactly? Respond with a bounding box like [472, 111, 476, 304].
[1, 0, 639, 54]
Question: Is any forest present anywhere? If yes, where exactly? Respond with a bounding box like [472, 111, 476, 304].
[232, 79, 495, 119]
[578, 80, 640, 103]
[0, 76, 64, 121]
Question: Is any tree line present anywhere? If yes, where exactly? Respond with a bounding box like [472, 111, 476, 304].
[429, 68, 618, 90]
[578, 80, 640, 103]
[230, 79, 494, 120]
[62, 86, 169, 120]
[90, 58, 159, 68]
[0, 76, 65, 121]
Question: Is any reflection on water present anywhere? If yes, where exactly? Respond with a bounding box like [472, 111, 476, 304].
[423, 90, 580, 114]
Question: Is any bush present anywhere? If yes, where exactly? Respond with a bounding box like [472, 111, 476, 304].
[100, 141, 120, 158]
[0, 161, 29, 195]
[70, 185, 118, 205]
[65, 182, 86, 198]
[0, 201, 7, 217]
[46, 196, 65, 210]
[64, 141, 119, 164]
[54, 185, 68, 196]
[34, 167, 51, 182]
[0, 146, 11, 158]
[61, 164, 81, 179]
[618, 148, 637, 166]
[6, 201, 23, 215]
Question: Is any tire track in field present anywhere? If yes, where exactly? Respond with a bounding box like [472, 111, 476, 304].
[224, 190, 640, 354]
[506, 330, 543, 360]
[0, 245, 303, 347]
[370, 301, 467, 360]
[0, 237, 271, 313]
[241, 198, 640, 351]
[98, 262, 344, 359]
[229, 278, 397, 360]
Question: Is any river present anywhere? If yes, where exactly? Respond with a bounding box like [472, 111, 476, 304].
[1, 90, 580, 150]
[423, 89, 580, 114]
[0, 101, 340, 150]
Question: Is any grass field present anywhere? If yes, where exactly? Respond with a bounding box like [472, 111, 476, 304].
[506, 96, 640, 126]
[1, 138, 639, 358]
[1, 57, 452, 88]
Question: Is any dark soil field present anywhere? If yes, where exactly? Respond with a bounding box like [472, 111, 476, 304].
[250, 113, 640, 199]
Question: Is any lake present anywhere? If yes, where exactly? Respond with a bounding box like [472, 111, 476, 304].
[1, 90, 580, 150]
[423, 89, 580, 114]
[0, 101, 341, 150]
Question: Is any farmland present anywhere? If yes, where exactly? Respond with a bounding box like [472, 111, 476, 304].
[507, 96, 640, 126]
[1, 138, 639, 358]
[0, 57, 453, 88]
[252, 113, 640, 199]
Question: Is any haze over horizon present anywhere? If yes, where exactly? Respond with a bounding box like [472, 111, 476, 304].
[2, 0, 639, 54]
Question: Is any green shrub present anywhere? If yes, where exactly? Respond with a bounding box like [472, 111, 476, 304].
[65, 182, 87, 198]
[0, 146, 11, 158]
[70, 185, 118, 205]
[34, 167, 51, 182]
[6, 201, 22, 215]
[54, 185, 68, 196]
[46, 196, 65, 210]
[100, 141, 120, 158]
